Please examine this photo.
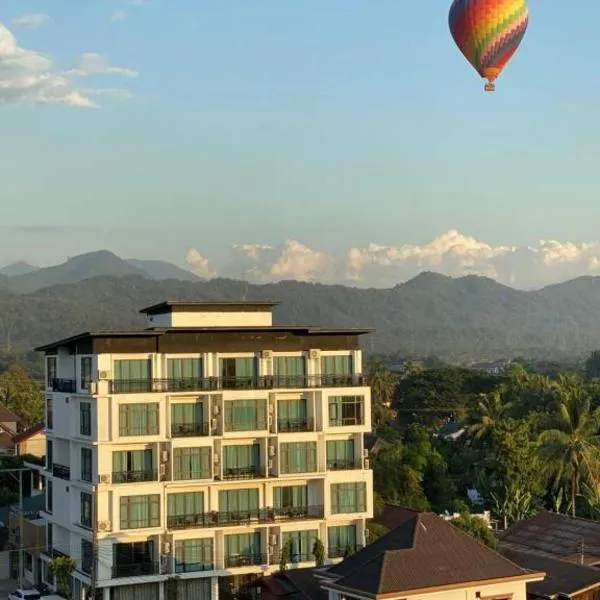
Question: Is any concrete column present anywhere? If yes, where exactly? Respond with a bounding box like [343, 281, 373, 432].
[211, 577, 219, 600]
[158, 580, 165, 600]
[102, 587, 110, 600]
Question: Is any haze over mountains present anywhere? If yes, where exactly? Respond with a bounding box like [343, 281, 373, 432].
[1, 249, 600, 360]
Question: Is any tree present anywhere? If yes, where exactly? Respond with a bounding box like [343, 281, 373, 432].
[0, 365, 44, 427]
[367, 359, 398, 427]
[279, 539, 291, 571]
[586, 350, 600, 380]
[312, 539, 325, 568]
[49, 556, 76, 599]
[537, 377, 600, 517]
[451, 513, 498, 549]
[469, 389, 513, 441]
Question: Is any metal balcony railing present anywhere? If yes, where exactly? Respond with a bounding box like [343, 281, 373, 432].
[52, 464, 70, 480]
[224, 553, 267, 568]
[327, 545, 364, 559]
[326, 459, 363, 471]
[220, 466, 262, 480]
[166, 505, 325, 530]
[171, 422, 209, 437]
[112, 562, 159, 578]
[108, 374, 366, 394]
[277, 417, 314, 433]
[111, 469, 157, 484]
[52, 379, 76, 393]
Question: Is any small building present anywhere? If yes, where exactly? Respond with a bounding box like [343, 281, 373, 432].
[263, 511, 545, 600]
[14, 424, 46, 458]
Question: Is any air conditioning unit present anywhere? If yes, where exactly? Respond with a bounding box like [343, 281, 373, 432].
[362, 449, 369, 459]
[268, 445, 276, 457]
[159, 555, 168, 574]
[163, 542, 171, 554]
[212, 405, 220, 416]
[268, 404, 275, 414]
[269, 534, 277, 546]
[98, 370, 112, 381]
[267, 459, 273, 470]
[89, 382, 98, 395]
[213, 453, 220, 464]
[262, 350, 273, 359]
[309, 349, 320, 360]
[159, 464, 166, 477]
[211, 418, 218, 430]
[99, 474, 110, 485]
[364, 458, 370, 469]
[161, 450, 169, 463]
[98, 521, 111, 532]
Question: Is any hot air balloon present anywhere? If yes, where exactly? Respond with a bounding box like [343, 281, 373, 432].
[448, 0, 529, 92]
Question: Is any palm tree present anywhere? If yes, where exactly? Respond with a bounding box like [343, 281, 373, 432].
[469, 389, 513, 441]
[367, 359, 398, 427]
[537, 380, 600, 517]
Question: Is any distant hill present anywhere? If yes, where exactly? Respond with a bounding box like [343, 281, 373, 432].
[126, 259, 200, 282]
[0, 251, 199, 293]
[0, 261, 39, 276]
[1, 271, 600, 360]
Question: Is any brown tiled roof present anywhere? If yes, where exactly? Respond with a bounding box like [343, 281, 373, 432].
[500, 511, 600, 565]
[325, 512, 542, 597]
[13, 423, 45, 444]
[503, 548, 600, 598]
[0, 404, 20, 425]
[371, 505, 420, 531]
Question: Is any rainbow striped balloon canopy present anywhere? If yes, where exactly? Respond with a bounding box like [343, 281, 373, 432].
[448, 0, 529, 91]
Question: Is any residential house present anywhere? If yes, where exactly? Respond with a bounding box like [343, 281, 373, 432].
[33, 300, 374, 600]
[500, 511, 600, 566]
[14, 424, 46, 458]
[503, 549, 600, 600]
[263, 511, 545, 600]
[0, 404, 21, 455]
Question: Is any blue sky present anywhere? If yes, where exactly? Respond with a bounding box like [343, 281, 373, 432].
[1, 0, 599, 275]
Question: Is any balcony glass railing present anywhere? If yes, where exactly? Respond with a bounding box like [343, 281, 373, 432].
[52, 464, 70, 480]
[224, 418, 267, 433]
[166, 505, 325, 530]
[326, 459, 363, 471]
[225, 554, 267, 568]
[277, 417, 314, 433]
[220, 466, 261, 480]
[171, 423, 209, 437]
[52, 379, 76, 393]
[175, 561, 214, 573]
[112, 562, 159, 578]
[111, 469, 157, 484]
[108, 374, 366, 394]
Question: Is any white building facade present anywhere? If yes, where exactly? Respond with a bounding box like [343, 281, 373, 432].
[36, 301, 374, 600]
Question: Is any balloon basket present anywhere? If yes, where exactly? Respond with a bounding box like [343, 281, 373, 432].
[484, 83, 496, 92]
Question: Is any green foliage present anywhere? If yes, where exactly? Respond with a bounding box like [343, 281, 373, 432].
[451, 513, 498, 549]
[312, 538, 325, 568]
[585, 350, 600, 380]
[49, 557, 76, 599]
[0, 364, 44, 427]
[366, 522, 390, 543]
[279, 540, 291, 572]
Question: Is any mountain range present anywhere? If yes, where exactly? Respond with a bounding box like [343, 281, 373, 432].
[0, 249, 600, 360]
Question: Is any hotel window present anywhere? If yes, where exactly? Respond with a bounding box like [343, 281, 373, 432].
[80, 492, 93, 528]
[328, 396, 364, 427]
[81, 447, 92, 482]
[279, 442, 317, 474]
[80, 357, 92, 391]
[172, 447, 212, 480]
[47, 357, 57, 388]
[113, 359, 152, 393]
[119, 403, 159, 436]
[80, 402, 91, 436]
[119, 494, 160, 529]
[330, 482, 366, 514]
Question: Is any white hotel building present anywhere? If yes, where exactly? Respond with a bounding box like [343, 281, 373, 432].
[34, 301, 373, 600]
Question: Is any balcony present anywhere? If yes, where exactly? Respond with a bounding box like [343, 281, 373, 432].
[224, 418, 267, 433]
[326, 459, 363, 471]
[52, 463, 70, 480]
[328, 545, 364, 559]
[171, 423, 209, 437]
[277, 417, 314, 433]
[220, 466, 261, 481]
[167, 505, 325, 530]
[52, 379, 76, 393]
[111, 469, 157, 484]
[225, 553, 267, 568]
[270, 551, 313, 565]
[112, 562, 159, 578]
[108, 374, 366, 394]
[329, 416, 364, 428]
[175, 561, 214, 574]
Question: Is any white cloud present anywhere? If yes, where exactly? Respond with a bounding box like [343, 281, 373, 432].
[67, 53, 138, 78]
[0, 23, 95, 107]
[0, 23, 135, 108]
[185, 249, 216, 280]
[185, 230, 600, 289]
[12, 14, 50, 30]
[110, 11, 127, 22]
